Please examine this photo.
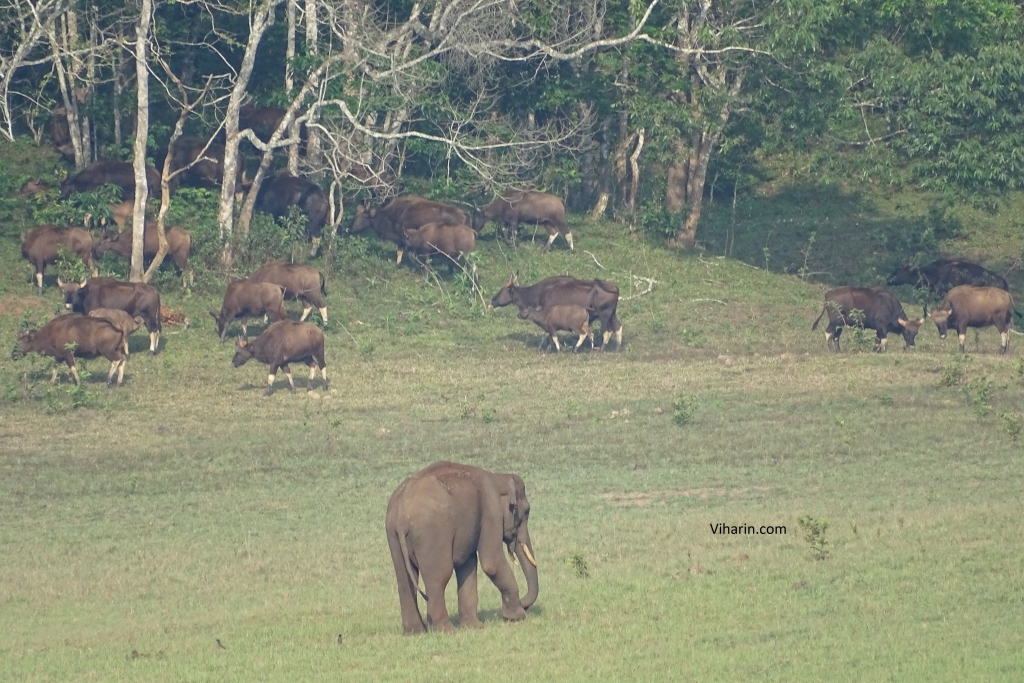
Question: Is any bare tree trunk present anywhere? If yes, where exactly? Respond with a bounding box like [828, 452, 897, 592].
[286, 0, 299, 174]
[113, 46, 124, 145]
[216, 0, 285, 269]
[303, 0, 320, 174]
[628, 127, 644, 231]
[0, 0, 59, 142]
[47, 15, 88, 169]
[129, 0, 153, 282]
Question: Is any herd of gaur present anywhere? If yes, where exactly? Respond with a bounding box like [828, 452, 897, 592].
[813, 258, 1018, 355]
[9, 126, 1023, 636]
[13, 153, 620, 393]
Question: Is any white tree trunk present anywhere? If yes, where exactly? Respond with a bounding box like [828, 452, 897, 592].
[130, 0, 153, 282]
[286, 0, 299, 174]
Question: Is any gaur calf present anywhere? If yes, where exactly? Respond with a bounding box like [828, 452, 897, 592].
[210, 280, 288, 342]
[518, 305, 594, 352]
[402, 222, 476, 273]
[61, 277, 163, 354]
[231, 320, 328, 396]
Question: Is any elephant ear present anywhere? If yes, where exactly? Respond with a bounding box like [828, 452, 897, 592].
[507, 476, 517, 515]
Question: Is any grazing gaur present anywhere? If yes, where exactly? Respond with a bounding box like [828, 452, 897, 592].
[473, 190, 573, 252]
[87, 308, 142, 356]
[210, 280, 288, 342]
[11, 314, 127, 385]
[239, 105, 308, 144]
[248, 261, 328, 324]
[492, 274, 623, 349]
[888, 258, 1009, 296]
[20, 225, 98, 291]
[93, 222, 193, 286]
[518, 305, 593, 352]
[349, 196, 467, 264]
[231, 320, 328, 396]
[928, 285, 1014, 354]
[60, 277, 162, 354]
[811, 286, 925, 353]
[402, 222, 476, 272]
[60, 160, 161, 200]
[254, 173, 330, 257]
[169, 137, 247, 194]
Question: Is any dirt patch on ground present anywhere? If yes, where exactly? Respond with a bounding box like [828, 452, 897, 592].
[0, 295, 47, 317]
[601, 485, 770, 507]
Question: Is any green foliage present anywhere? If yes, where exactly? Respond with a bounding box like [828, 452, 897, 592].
[33, 185, 122, 228]
[54, 245, 89, 284]
[939, 356, 967, 387]
[567, 552, 590, 579]
[671, 396, 698, 427]
[797, 516, 830, 561]
[1000, 412, 1023, 443]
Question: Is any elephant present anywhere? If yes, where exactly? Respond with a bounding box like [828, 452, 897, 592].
[385, 461, 539, 634]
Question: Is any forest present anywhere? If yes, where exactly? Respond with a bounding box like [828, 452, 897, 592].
[3, 0, 1024, 270]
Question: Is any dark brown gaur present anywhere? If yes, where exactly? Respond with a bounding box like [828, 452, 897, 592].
[517, 304, 593, 352]
[492, 274, 623, 349]
[210, 280, 288, 342]
[11, 314, 127, 385]
[60, 159, 161, 200]
[248, 261, 327, 325]
[254, 173, 329, 257]
[888, 258, 1009, 295]
[811, 286, 925, 353]
[349, 196, 467, 264]
[928, 285, 1014, 354]
[94, 222, 194, 287]
[20, 225, 98, 291]
[231, 320, 328, 396]
[473, 190, 572, 252]
[169, 137, 247, 195]
[60, 277, 162, 354]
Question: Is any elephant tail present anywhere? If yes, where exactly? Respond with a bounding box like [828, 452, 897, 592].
[398, 529, 427, 601]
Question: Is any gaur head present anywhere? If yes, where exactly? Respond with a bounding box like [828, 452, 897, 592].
[887, 263, 919, 287]
[209, 310, 229, 341]
[517, 305, 540, 321]
[57, 276, 87, 310]
[471, 210, 486, 234]
[11, 331, 33, 360]
[490, 274, 519, 308]
[929, 309, 952, 339]
[348, 205, 374, 234]
[231, 339, 255, 367]
[898, 317, 926, 347]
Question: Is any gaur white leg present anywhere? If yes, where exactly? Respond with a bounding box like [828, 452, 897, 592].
[282, 364, 296, 392]
[321, 367, 329, 388]
[50, 367, 59, 385]
[149, 331, 159, 354]
[107, 360, 120, 384]
[565, 231, 574, 252]
[117, 358, 126, 384]
[958, 333, 967, 353]
[550, 335, 561, 352]
[308, 363, 317, 391]
[543, 233, 557, 252]
[70, 365, 81, 385]
[35, 272, 43, 290]
[241, 320, 249, 339]
[91, 265, 99, 277]
[615, 326, 623, 348]
[123, 339, 130, 356]
[396, 249, 404, 265]
[574, 332, 588, 351]
[603, 330, 612, 348]
[300, 306, 312, 321]
[880, 337, 888, 352]
[318, 307, 328, 323]
[825, 331, 834, 352]
[1001, 331, 1009, 354]
[266, 372, 277, 396]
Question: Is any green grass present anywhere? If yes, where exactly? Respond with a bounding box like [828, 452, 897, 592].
[3, 140, 1024, 681]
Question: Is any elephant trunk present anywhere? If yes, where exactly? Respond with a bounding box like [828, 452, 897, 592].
[514, 525, 539, 610]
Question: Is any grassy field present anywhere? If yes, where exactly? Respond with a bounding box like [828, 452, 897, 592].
[2, 141, 1024, 681]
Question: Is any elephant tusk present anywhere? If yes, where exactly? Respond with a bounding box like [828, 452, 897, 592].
[521, 543, 537, 567]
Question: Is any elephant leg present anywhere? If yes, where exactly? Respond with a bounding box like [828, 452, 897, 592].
[478, 553, 526, 622]
[455, 554, 483, 629]
[386, 531, 426, 634]
[421, 552, 457, 633]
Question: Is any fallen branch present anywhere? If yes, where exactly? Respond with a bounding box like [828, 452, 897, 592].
[621, 276, 658, 301]
[583, 250, 605, 269]
[690, 298, 727, 305]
